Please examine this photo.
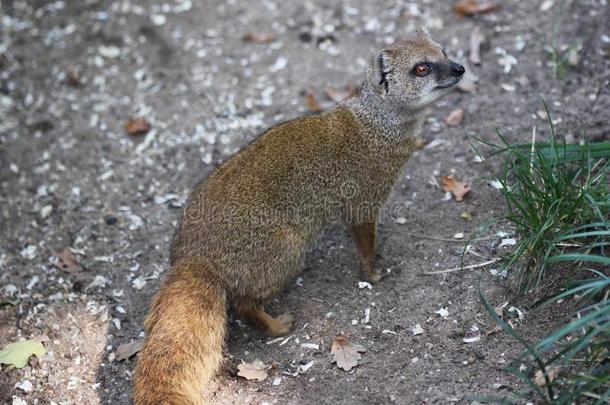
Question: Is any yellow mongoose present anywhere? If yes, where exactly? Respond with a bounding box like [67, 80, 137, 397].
[134, 30, 464, 404]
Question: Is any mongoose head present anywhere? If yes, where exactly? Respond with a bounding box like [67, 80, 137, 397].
[367, 30, 465, 110]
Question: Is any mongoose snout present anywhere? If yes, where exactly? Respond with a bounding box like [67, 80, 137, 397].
[451, 62, 466, 77]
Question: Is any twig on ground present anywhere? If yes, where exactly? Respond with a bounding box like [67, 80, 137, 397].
[424, 258, 501, 274]
[388, 229, 495, 243]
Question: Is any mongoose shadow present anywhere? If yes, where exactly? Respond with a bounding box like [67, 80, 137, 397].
[127, 29, 465, 404]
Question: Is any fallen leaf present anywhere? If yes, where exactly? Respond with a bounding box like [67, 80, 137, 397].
[115, 339, 145, 361]
[445, 108, 465, 126]
[442, 175, 471, 202]
[324, 84, 359, 103]
[0, 340, 46, 369]
[65, 68, 82, 87]
[460, 212, 473, 220]
[414, 137, 426, 149]
[125, 117, 151, 136]
[237, 359, 270, 381]
[331, 336, 366, 371]
[53, 249, 81, 273]
[305, 91, 324, 113]
[454, 0, 500, 16]
[534, 366, 561, 386]
[469, 27, 484, 65]
[242, 32, 276, 44]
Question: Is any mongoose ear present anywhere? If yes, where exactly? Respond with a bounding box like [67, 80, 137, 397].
[371, 50, 393, 95]
[413, 28, 431, 40]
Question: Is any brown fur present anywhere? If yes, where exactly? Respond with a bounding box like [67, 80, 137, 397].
[134, 30, 464, 404]
[134, 264, 226, 404]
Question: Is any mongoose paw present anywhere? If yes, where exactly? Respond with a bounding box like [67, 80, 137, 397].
[268, 313, 294, 337]
[364, 270, 384, 284]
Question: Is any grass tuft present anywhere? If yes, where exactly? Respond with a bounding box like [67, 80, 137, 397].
[479, 275, 609, 404]
[472, 101, 610, 403]
[471, 100, 610, 292]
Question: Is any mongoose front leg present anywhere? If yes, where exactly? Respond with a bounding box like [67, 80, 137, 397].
[349, 220, 383, 283]
[236, 304, 294, 337]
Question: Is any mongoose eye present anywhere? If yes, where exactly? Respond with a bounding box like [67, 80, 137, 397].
[413, 63, 431, 77]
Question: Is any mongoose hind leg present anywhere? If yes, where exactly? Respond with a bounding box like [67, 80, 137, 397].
[349, 220, 383, 283]
[236, 304, 294, 337]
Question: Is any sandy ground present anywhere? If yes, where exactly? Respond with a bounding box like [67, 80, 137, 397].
[0, 0, 608, 403]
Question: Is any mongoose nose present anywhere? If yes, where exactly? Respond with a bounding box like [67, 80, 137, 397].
[452, 63, 465, 77]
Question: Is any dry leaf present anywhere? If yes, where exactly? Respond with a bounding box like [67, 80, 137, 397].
[115, 339, 144, 361]
[305, 91, 324, 113]
[414, 137, 426, 149]
[469, 27, 484, 65]
[534, 366, 561, 386]
[53, 249, 81, 273]
[242, 32, 276, 44]
[324, 84, 359, 103]
[331, 336, 366, 371]
[460, 212, 473, 220]
[125, 117, 151, 136]
[0, 340, 46, 369]
[454, 0, 500, 16]
[65, 68, 82, 87]
[442, 175, 471, 202]
[237, 359, 270, 381]
[445, 108, 465, 126]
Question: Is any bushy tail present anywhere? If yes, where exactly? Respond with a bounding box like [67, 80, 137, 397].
[134, 263, 227, 405]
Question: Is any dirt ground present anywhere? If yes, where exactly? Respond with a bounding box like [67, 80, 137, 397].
[1, 0, 608, 404]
